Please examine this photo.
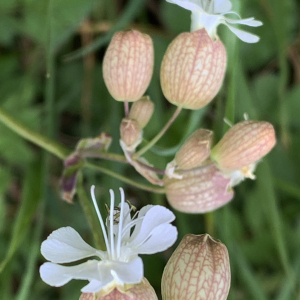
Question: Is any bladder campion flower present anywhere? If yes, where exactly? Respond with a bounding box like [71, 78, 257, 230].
[160, 29, 226, 110]
[162, 234, 231, 300]
[164, 162, 233, 213]
[211, 120, 276, 187]
[103, 30, 154, 102]
[166, 0, 263, 43]
[39, 187, 177, 297]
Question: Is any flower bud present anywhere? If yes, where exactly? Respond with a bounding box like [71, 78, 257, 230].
[162, 234, 230, 300]
[120, 118, 142, 151]
[175, 129, 213, 170]
[128, 96, 155, 128]
[79, 278, 158, 300]
[103, 30, 154, 102]
[160, 29, 226, 110]
[211, 120, 276, 171]
[164, 163, 233, 213]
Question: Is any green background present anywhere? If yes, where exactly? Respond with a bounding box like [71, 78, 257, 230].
[0, 0, 299, 299]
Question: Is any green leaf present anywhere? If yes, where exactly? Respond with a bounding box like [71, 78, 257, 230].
[251, 74, 279, 119]
[287, 85, 300, 128]
[21, 0, 95, 51]
[255, 161, 292, 277]
[0, 159, 43, 272]
[233, 244, 268, 300]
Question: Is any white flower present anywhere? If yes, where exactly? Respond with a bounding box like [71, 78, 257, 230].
[166, 0, 263, 43]
[39, 187, 177, 293]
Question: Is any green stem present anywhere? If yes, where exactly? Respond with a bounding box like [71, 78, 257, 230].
[80, 150, 127, 163]
[204, 212, 214, 236]
[85, 162, 165, 194]
[77, 173, 106, 250]
[134, 106, 182, 158]
[0, 106, 69, 160]
[0, 106, 166, 194]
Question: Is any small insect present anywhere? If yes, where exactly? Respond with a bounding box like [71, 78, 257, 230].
[105, 200, 137, 225]
[105, 204, 121, 225]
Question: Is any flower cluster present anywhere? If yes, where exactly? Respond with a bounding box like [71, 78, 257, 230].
[51, 1, 274, 299]
[165, 120, 276, 213]
[60, 0, 274, 214]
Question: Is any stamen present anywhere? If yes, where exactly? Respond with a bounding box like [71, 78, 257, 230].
[90, 186, 111, 255]
[117, 188, 125, 258]
[109, 189, 115, 259]
[121, 217, 144, 240]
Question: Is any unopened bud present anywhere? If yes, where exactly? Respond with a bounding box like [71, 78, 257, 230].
[103, 30, 154, 102]
[160, 29, 226, 110]
[162, 234, 230, 300]
[128, 96, 155, 128]
[211, 120, 276, 171]
[175, 129, 213, 170]
[164, 164, 233, 213]
[120, 118, 142, 151]
[79, 278, 158, 300]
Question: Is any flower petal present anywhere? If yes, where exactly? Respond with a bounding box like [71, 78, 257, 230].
[81, 280, 106, 293]
[81, 258, 143, 292]
[213, 0, 232, 13]
[223, 23, 260, 43]
[166, 0, 202, 12]
[41, 227, 103, 263]
[110, 257, 143, 284]
[130, 223, 178, 255]
[224, 17, 263, 27]
[129, 206, 175, 245]
[39, 260, 101, 287]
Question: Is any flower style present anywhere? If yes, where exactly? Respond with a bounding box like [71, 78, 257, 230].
[166, 0, 263, 43]
[39, 187, 178, 295]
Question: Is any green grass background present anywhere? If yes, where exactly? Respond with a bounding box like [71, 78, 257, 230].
[0, 0, 300, 299]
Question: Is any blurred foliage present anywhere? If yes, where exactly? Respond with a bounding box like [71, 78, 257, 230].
[0, 0, 300, 299]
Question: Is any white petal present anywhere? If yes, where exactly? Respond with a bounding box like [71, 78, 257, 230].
[81, 280, 106, 293]
[224, 23, 260, 43]
[224, 17, 263, 27]
[130, 224, 178, 255]
[110, 257, 143, 284]
[166, 0, 202, 12]
[212, 0, 232, 13]
[128, 206, 176, 246]
[41, 227, 103, 263]
[39, 260, 101, 287]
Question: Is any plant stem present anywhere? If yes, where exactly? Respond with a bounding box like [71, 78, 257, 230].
[134, 106, 182, 158]
[80, 150, 127, 163]
[0, 107, 69, 160]
[204, 212, 214, 236]
[124, 101, 129, 117]
[0, 106, 166, 194]
[85, 162, 165, 194]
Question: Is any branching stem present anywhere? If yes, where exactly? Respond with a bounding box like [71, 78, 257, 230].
[134, 106, 182, 158]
